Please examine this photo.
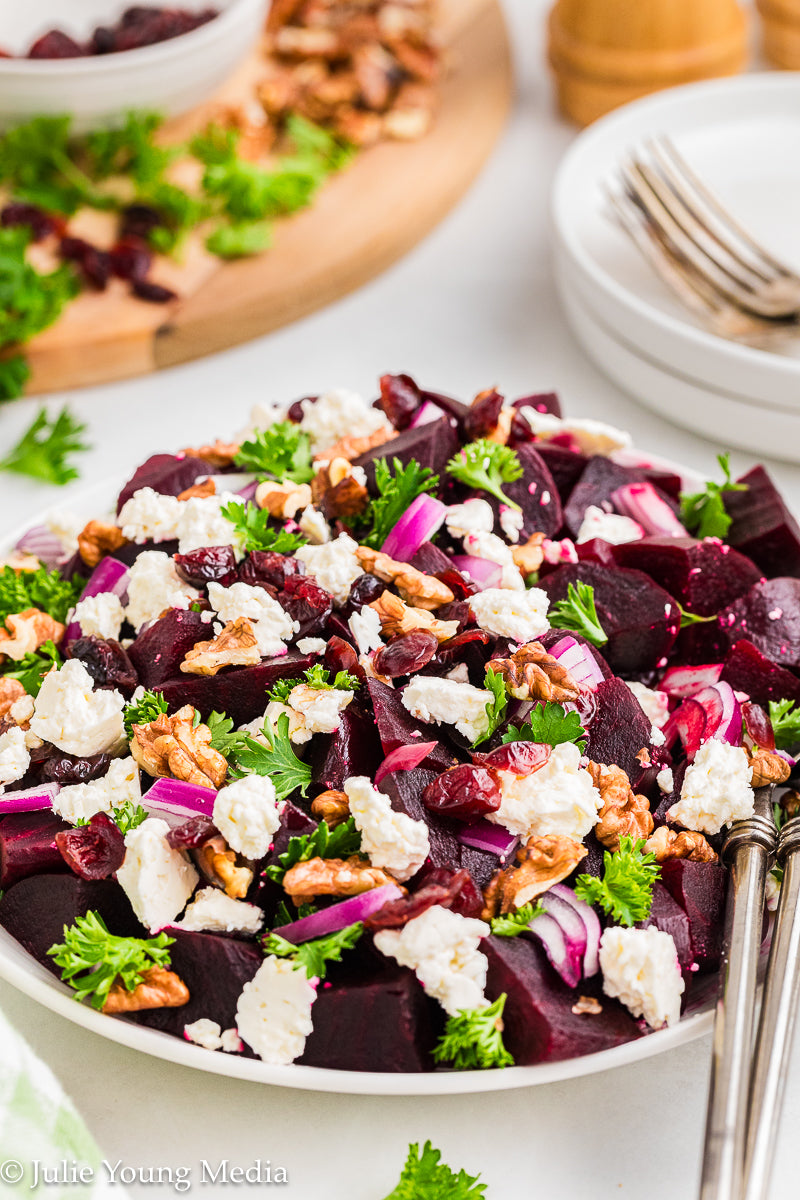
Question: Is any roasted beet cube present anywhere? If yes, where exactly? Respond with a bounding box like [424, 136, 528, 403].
[157, 650, 316, 725]
[718, 578, 800, 671]
[614, 537, 761, 616]
[642, 883, 695, 975]
[584, 677, 660, 785]
[724, 464, 800, 579]
[116, 453, 216, 513]
[0, 812, 70, 889]
[353, 417, 459, 490]
[309, 704, 383, 793]
[128, 608, 209, 688]
[720, 639, 800, 706]
[532, 443, 588, 504]
[660, 859, 727, 972]
[563, 457, 679, 538]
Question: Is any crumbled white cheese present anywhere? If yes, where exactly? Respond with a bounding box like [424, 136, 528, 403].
[577, 505, 644, 545]
[124, 550, 201, 633]
[44, 510, 83, 558]
[0, 726, 30, 790]
[650, 726, 666, 747]
[117, 817, 199, 933]
[520, 411, 632, 456]
[401, 675, 493, 744]
[462, 530, 525, 590]
[667, 739, 755, 835]
[599, 925, 684, 1029]
[177, 886, 264, 935]
[349, 606, 383, 655]
[290, 683, 353, 734]
[184, 1018, 243, 1053]
[30, 659, 126, 758]
[766, 870, 781, 912]
[468, 587, 550, 642]
[236, 956, 317, 1064]
[445, 499, 494, 539]
[299, 388, 392, 454]
[626, 681, 670, 728]
[296, 637, 328, 655]
[446, 663, 470, 683]
[344, 775, 430, 882]
[213, 774, 283, 860]
[499, 505, 524, 543]
[373, 905, 490, 1016]
[207, 581, 297, 657]
[53, 756, 140, 825]
[176, 491, 242, 556]
[298, 505, 330, 545]
[489, 741, 602, 840]
[295, 534, 364, 606]
[72, 592, 125, 641]
[657, 766, 675, 794]
[117, 488, 182, 543]
[242, 398, 291, 440]
[543, 537, 579, 565]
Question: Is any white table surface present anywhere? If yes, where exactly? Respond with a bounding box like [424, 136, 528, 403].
[2, 1, 799, 1196]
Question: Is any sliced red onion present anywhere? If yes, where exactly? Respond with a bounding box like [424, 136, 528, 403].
[143, 777, 217, 819]
[659, 662, 723, 699]
[458, 821, 519, 861]
[271, 884, 404, 944]
[526, 911, 583, 988]
[742, 701, 776, 752]
[409, 401, 443, 428]
[549, 635, 605, 690]
[65, 556, 130, 641]
[0, 783, 60, 814]
[450, 556, 502, 590]
[694, 682, 742, 746]
[235, 480, 259, 502]
[375, 741, 439, 787]
[610, 482, 687, 537]
[381, 494, 448, 562]
[663, 697, 707, 759]
[547, 883, 602, 978]
[14, 525, 67, 569]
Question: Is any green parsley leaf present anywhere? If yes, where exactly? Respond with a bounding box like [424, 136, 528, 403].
[501, 700, 587, 750]
[83, 112, 173, 185]
[0, 353, 30, 401]
[221, 499, 306, 555]
[432, 994, 514, 1071]
[490, 902, 544, 937]
[205, 709, 250, 759]
[680, 453, 747, 540]
[110, 799, 149, 836]
[190, 123, 240, 166]
[769, 699, 800, 751]
[0, 405, 89, 486]
[2, 639, 61, 696]
[677, 603, 717, 630]
[201, 158, 318, 221]
[472, 667, 508, 748]
[135, 179, 209, 255]
[47, 910, 174, 1010]
[0, 226, 81, 352]
[445, 439, 523, 509]
[0, 564, 82, 626]
[356, 457, 439, 550]
[0, 116, 109, 214]
[574, 836, 660, 926]
[205, 220, 272, 259]
[233, 420, 314, 484]
[284, 114, 355, 174]
[382, 1141, 487, 1200]
[549, 581, 608, 648]
[262, 922, 363, 981]
[227, 712, 312, 801]
[267, 664, 359, 704]
[122, 688, 169, 739]
[265, 816, 362, 885]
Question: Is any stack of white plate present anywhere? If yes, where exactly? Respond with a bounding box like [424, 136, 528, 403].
[551, 74, 800, 463]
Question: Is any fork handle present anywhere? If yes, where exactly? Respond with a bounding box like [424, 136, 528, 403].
[743, 816, 800, 1200]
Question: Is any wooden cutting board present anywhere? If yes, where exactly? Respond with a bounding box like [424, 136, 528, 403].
[23, 0, 512, 395]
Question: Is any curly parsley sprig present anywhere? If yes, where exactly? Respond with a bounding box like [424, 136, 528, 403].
[574, 836, 660, 926]
[265, 817, 362, 885]
[0, 405, 89, 486]
[267, 664, 359, 704]
[123, 689, 169, 739]
[680, 453, 747, 540]
[549, 581, 608, 648]
[221, 500, 306, 555]
[432, 994, 514, 1071]
[490, 903, 544, 937]
[262, 922, 363, 981]
[356, 457, 439, 550]
[234, 420, 314, 484]
[446, 440, 523, 509]
[47, 910, 174, 1010]
[472, 668, 508, 748]
[382, 1141, 487, 1200]
[226, 712, 312, 801]
[2, 640, 61, 696]
[501, 700, 587, 751]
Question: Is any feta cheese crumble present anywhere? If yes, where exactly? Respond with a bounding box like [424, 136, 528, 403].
[117, 488, 182, 543]
[299, 388, 392, 453]
[445, 499, 494, 539]
[236, 956, 317, 1064]
[124, 551, 201, 633]
[499, 506, 524, 543]
[72, 592, 125, 641]
[117, 817, 199, 933]
[295, 534, 364, 606]
[343, 775, 430, 882]
[184, 1018, 242, 1053]
[657, 766, 675, 794]
[177, 887, 264, 935]
[266, 683, 354, 744]
[599, 926, 684, 1029]
[176, 491, 242, 556]
[488, 741, 603, 840]
[625, 681, 670, 729]
[576, 505, 644, 546]
[401, 675, 493, 744]
[296, 637, 328, 655]
[52, 757, 141, 825]
[298, 505, 330, 545]
[373, 905, 490, 1016]
[667, 739, 754, 835]
[348, 605, 383, 655]
[0, 726, 30, 790]
[213, 774, 283, 860]
[519, 411, 632, 456]
[207, 581, 297, 657]
[31, 659, 126, 758]
[468, 587, 550, 642]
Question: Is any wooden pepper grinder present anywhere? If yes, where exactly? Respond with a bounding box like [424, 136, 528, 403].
[757, 0, 800, 69]
[548, 0, 749, 127]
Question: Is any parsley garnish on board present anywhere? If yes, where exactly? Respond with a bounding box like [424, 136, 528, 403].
[122, 689, 169, 739]
[227, 712, 313, 801]
[446, 440, 523, 509]
[233, 420, 314, 484]
[433, 994, 514, 1071]
[0, 116, 110, 214]
[0, 226, 81, 353]
[267, 664, 359, 704]
[2, 640, 61, 696]
[0, 406, 89, 486]
[262, 922, 363, 981]
[490, 902, 544, 937]
[575, 836, 660, 926]
[471, 668, 508, 748]
[265, 817, 362, 885]
[382, 1141, 487, 1200]
[680, 453, 747, 540]
[206, 220, 272, 260]
[0, 354, 30, 402]
[356, 457, 439, 550]
[769, 699, 800, 750]
[47, 910, 174, 1010]
[221, 500, 306, 555]
[549, 581, 608, 648]
[0, 565, 83, 627]
[501, 700, 587, 751]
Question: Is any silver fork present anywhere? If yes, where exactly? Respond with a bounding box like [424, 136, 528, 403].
[607, 136, 800, 344]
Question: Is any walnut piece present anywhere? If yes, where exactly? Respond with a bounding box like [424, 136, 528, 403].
[747, 749, 792, 788]
[313, 426, 396, 464]
[487, 640, 580, 703]
[0, 608, 65, 663]
[130, 705, 228, 790]
[182, 440, 241, 468]
[78, 520, 128, 569]
[512, 533, 546, 577]
[780, 789, 800, 819]
[645, 826, 717, 863]
[310, 789, 351, 828]
[177, 478, 217, 501]
[589, 761, 654, 851]
[200, 837, 254, 899]
[0, 677, 31, 727]
[311, 459, 369, 519]
[357, 547, 454, 610]
[181, 618, 262, 676]
[368, 590, 459, 642]
[572, 995, 603, 1016]
[255, 480, 313, 519]
[482, 835, 587, 918]
[102, 966, 190, 1014]
[283, 855, 402, 905]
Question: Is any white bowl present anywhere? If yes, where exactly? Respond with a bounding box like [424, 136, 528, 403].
[0, 0, 268, 132]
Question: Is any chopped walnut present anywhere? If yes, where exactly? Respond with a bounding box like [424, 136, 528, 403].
[182, 440, 241, 468]
[0, 608, 65, 663]
[482, 835, 587, 918]
[102, 966, 189, 1014]
[311, 789, 351, 827]
[313, 426, 396, 464]
[589, 761, 654, 851]
[283, 854, 401, 904]
[78, 520, 128, 569]
[311, 459, 369, 518]
[512, 533, 546, 577]
[357, 547, 453, 610]
[130, 705, 228, 790]
[177, 478, 217, 501]
[748, 749, 792, 788]
[487, 641, 580, 703]
[181, 618, 262, 676]
[0, 677, 30, 726]
[484, 406, 514, 446]
[636, 748, 652, 767]
[572, 995, 602, 1016]
[780, 789, 800, 819]
[200, 837, 254, 899]
[255, 480, 313, 519]
[645, 826, 717, 864]
[368, 590, 460, 642]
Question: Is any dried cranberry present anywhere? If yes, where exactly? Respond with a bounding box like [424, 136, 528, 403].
[374, 631, 438, 678]
[287, 395, 317, 423]
[377, 373, 422, 431]
[120, 204, 164, 241]
[1, 203, 57, 242]
[59, 236, 111, 290]
[464, 388, 504, 441]
[343, 573, 384, 614]
[175, 544, 237, 589]
[239, 551, 304, 590]
[69, 636, 138, 696]
[416, 866, 484, 918]
[110, 236, 152, 282]
[435, 628, 492, 666]
[324, 635, 361, 679]
[507, 408, 535, 448]
[56, 812, 125, 880]
[422, 764, 503, 822]
[165, 815, 217, 849]
[365, 884, 453, 931]
[743, 701, 776, 751]
[280, 575, 333, 637]
[42, 753, 111, 787]
[435, 566, 477, 600]
[473, 741, 551, 775]
[28, 30, 85, 57]
[434, 600, 470, 632]
[132, 279, 177, 303]
[89, 26, 117, 53]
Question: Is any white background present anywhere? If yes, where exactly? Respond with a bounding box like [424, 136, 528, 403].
[1, 0, 799, 1196]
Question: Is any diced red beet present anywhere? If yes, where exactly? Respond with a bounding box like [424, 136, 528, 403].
[376, 373, 423, 430]
[724, 465, 800, 579]
[116, 454, 217, 513]
[533, 444, 588, 504]
[464, 389, 504, 441]
[563, 457, 679, 538]
[660, 859, 727, 972]
[55, 813, 125, 880]
[174, 545, 237, 588]
[69, 637, 138, 696]
[720, 639, 800, 706]
[367, 679, 456, 774]
[0, 812, 70, 889]
[127, 608, 209, 687]
[156, 650, 316, 726]
[484, 935, 641, 1064]
[352, 417, 459, 489]
[583, 678, 654, 784]
[642, 883, 695, 974]
[512, 391, 562, 418]
[496, 443, 563, 539]
[718, 578, 800, 670]
[614, 537, 761, 616]
[28, 30, 84, 57]
[574, 538, 618, 568]
[309, 703, 383, 793]
[410, 541, 455, 577]
[539, 562, 680, 676]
